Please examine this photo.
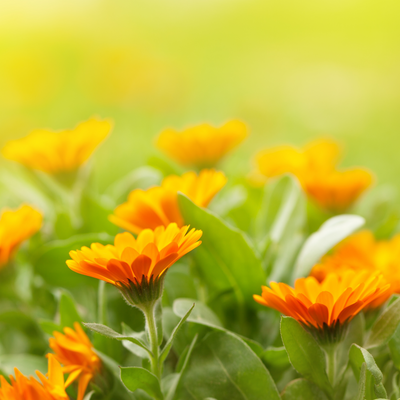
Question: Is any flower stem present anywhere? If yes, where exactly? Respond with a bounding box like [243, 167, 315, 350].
[98, 280, 107, 325]
[143, 301, 161, 379]
[326, 344, 337, 389]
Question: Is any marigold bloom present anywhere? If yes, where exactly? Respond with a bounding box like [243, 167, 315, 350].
[311, 231, 400, 307]
[49, 322, 100, 400]
[2, 118, 111, 174]
[110, 169, 226, 234]
[67, 223, 202, 305]
[156, 120, 247, 167]
[255, 138, 373, 211]
[0, 204, 42, 267]
[254, 271, 389, 334]
[0, 354, 69, 400]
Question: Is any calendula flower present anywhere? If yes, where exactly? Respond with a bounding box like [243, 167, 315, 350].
[67, 223, 202, 306]
[255, 138, 373, 211]
[49, 322, 101, 400]
[0, 204, 42, 267]
[2, 118, 112, 174]
[311, 231, 400, 307]
[156, 120, 247, 168]
[0, 354, 69, 400]
[254, 271, 389, 342]
[109, 169, 226, 234]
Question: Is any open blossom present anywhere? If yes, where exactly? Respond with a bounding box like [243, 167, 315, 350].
[254, 271, 389, 334]
[0, 355, 69, 400]
[49, 323, 101, 400]
[156, 120, 247, 167]
[0, 204, 42, 267]
[110, 169, 226, 234]
[311, 231, 400, 307]
[255, 138, 373, 211]
[2, 118, 112, 173]
[67, 223, 202, 305]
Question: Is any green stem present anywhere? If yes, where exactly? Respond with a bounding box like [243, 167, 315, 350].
[98, 281, 107, 325]
[326, 344, 337, 389]
[143, 301, 161, 379]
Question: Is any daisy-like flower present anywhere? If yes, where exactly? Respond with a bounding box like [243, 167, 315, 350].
[109, 169, 226, 234]
[2, 118, 112, 174]
[255, 138, 373, 212]
[156, 120, 247, 168]
[0, 204, 42, 267]
[254, 271, 389, 343]
[311, 231, 400, 307]
[67, 223, 202, 306]
[0, 354, 69, 400]
[49, 322, 101, 400]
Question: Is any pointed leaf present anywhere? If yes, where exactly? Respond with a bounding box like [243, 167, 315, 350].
[280, 317, 332, 397]
[121, 366, 163, 400]
[59, 291, 82, 329]
[366, 296, 400, 348]
[281, 378, 329, 400]
[160, 303, 195, 363]
[294, 214, 365, 279]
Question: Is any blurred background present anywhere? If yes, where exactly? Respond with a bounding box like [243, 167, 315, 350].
[1, 0, 400, 191]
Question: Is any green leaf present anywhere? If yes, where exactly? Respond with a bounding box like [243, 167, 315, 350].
[293, 214, 365, 279]
[356, 363, 368, 400]
[120, 367, 163, 400]
[0, 354, 48, 377]
[173, 298, 263, 355]
[163, 334, 198, 400]
[121, 323, 150, 359]
[389, 324, 400, 370]
[33, 233, 112, 288]
[281, 378, 329, 400]
[178, 194, 266, 309]
[176, 330, 280, 400]
[366, 296, 400, 348]
[160, 302, 195, 364]
[261, 346, 290, 370]
[349, 344, 387, 399]
[280, 317, 332, 396]
[84, 323, 152, 357]
[173, 298, 223, 329]
[59, 291, 83, 329]
[39, 319, 63, 335]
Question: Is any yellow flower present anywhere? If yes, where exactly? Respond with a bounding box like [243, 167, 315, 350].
[0, 204, 42, 267]
[0, 354, 69, 400]
[311, 230, 400, 307]
[109, 169, 226, 234]
[67, 223, 202, 305]
[254, 271, 389, 340]
[255, 138, 373, 211]
[2, 118, 112, 174]
[156, 120, 247, 167]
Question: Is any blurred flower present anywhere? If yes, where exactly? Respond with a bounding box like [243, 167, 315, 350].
[156, 120, 247, 168]
[67, 223, 202, 306]
[311, 230, 400, 307]
[110, 169, 226, 234]
[0, 354, 69, 400]
[255, 138, 373, 211]
[2, 118, 112, 174]
[254, 271, 389, 341]
[49, 322, 100, 400]
[0, 204, 42, 267]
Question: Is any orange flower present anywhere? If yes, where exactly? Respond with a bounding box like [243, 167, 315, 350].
[255, 138, 373, 211]
[49, 322, 101, 400]
[109, 169, 226, 234]
[156, 120, 247, 167]
[311, 231, 400, 307]
[0, 204, 42, 267]
[2, 118, 111, 173]
[254, 271, 389, 334]
[0, 354, 69, 400]
[67, 223, 202, 305]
